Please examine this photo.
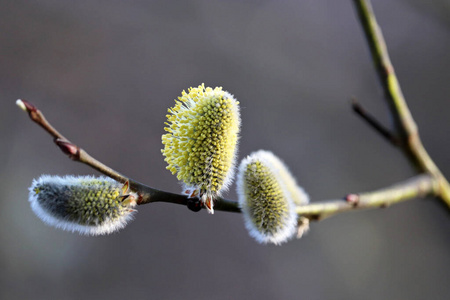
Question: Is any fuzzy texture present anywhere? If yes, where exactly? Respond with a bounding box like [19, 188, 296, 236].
[252, 150, 309, 206]
[237, 151, 300, 245]
[162, 84, 241, 213]
[29, 175, 137, 235]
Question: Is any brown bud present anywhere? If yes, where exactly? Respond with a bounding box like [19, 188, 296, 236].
[55, 138, 79, 158]
[16, 99, 37, 113]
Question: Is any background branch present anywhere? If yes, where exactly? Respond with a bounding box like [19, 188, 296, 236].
[351, 98, 400, 146]
[353, 0, 450, 208]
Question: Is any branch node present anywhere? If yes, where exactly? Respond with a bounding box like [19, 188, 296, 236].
[136, 194, 145, 205]
[55, 138, 80, 160]
[187, 198, 202, 212]
[346, 193, 360, 206]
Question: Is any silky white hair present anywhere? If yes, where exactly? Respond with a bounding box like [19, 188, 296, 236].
[29, 175, 137, 235]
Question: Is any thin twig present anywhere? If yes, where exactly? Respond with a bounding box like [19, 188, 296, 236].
[353, 0, 450, 208]
[296, 174, 437, 220]
[351, 98, 400, 146]
[16, 99, 439, 220]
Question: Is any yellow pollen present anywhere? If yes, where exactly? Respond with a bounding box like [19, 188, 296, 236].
[162, 84, 240, 198]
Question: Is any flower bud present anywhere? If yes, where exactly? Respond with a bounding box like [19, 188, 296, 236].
[28, 175, 137, 235]
[237, 151, 306, 245]
[162, 84, 241, 213]
[16, 99, 28, 112]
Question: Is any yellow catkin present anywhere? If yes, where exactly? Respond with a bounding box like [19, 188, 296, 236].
[162, 84, 240, 213]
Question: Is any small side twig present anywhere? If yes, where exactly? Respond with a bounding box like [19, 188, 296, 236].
[351, 98, 400, 146]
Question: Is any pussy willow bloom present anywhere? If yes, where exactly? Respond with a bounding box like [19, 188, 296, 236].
[237, 151, 308, 245]
[254, 150, 310, 238]
[255, 150, 309, 207]
[29, 175, 137, 235]
[162, 84, 241, 213]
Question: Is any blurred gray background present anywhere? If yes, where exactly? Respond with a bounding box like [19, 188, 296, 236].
[1, 0, 449, 299]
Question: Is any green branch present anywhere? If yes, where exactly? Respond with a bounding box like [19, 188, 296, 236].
[296, 174, 437, 220]
[353, 0, 450, 208]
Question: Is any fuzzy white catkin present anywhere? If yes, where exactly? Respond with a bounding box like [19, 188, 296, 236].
[253, 150, 309, 206]
[29, 175, 137, 235]
[237, 150, 309, 245]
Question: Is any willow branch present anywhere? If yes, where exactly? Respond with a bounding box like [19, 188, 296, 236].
[17, 99, 440, 220]
[353, 0, 450, 208]
[16, 99, 240, 213]
[296, 174, 437, 220]
[17, 0, 449, 219]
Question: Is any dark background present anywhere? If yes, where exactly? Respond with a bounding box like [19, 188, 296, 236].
[1, 0, 449, 299]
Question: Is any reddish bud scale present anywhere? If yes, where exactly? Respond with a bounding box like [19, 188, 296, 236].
[346, 194, 360, 205]
[55, 139, 79, 157]
[19, 99, 38, 113]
